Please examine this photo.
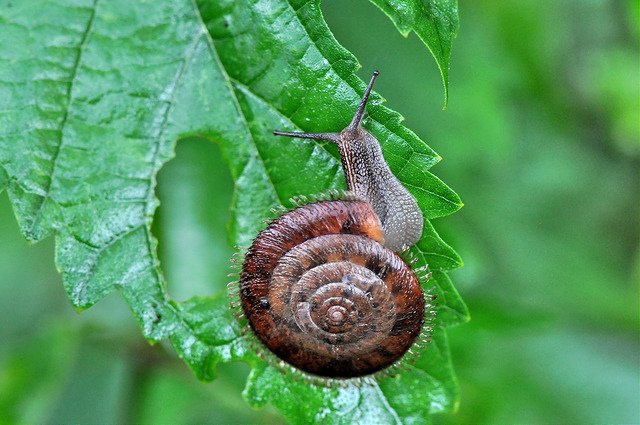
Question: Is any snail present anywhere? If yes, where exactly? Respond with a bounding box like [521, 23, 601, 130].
[235, 71, 432, 379]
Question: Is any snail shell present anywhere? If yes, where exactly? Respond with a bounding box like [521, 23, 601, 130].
[239, 199, 425, 378]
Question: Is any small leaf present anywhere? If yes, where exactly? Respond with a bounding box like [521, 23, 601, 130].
[368, 0, 460, 106]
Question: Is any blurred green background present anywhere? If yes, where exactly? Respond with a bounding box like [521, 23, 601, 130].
[1, 0, 638, 423]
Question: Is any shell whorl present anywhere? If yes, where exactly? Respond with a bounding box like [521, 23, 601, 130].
[239, 200, 425, 378]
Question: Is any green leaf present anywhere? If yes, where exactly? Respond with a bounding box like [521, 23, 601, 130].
[245, 365, 410, 425]
[0, 0, 464, 422]
[367, 0, 459, 106]
[171, 294, 249, 381]
[413, 219, 463, 271]
[378, 326, 458, 419]
[430, 270, 470, 326]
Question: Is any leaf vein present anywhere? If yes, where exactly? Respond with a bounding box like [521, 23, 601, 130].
[26, 0, 99, 237]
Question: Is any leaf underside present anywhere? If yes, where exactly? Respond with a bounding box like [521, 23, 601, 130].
[0, 0, 465, 423]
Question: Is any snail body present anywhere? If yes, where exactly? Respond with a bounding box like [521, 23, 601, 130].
[238, 72, 430, 379]
[273, 71, 423, 252]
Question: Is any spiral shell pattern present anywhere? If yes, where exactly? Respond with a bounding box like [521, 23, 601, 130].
[239, 200, 425, 378]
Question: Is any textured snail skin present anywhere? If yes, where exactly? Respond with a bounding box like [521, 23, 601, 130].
[240, 200, 425, 378]
[337, 127, 424, 252]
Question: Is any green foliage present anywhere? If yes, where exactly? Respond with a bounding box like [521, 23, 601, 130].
[368, 0, 459, 106]
[0, 0, 464, 423]
[4, 1, 636, 424]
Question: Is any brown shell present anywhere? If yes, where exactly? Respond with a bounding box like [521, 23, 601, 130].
[239, 200, 425, 378]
